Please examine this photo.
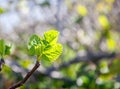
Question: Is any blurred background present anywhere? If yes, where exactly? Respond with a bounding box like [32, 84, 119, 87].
[0, 0, 120, 89]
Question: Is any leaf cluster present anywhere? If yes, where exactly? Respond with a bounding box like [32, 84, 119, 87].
[28, 30, 63, 62]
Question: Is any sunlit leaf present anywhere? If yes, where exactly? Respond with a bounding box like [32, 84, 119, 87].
[42, 43, 62, 62]
[44, 30, 59, 45]
[28, 30, 63, 62]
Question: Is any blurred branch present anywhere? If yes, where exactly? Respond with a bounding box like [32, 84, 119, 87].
[45, 52, 117, 74]
[32, 52, 118, 83]
[7, 52, 119, 85]
[35, 71, 74, 83]
[9, 61, 40, 89]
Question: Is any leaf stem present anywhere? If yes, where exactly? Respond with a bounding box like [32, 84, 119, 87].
[8, 61, 40, 89]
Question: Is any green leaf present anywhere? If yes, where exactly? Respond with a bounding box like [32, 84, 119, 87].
[28, 34, 43, 55]
[0, 40, 5, 57]
[28, 34, 42, 48]
[44, 30, 59, 45]
[42, 43, 62, 62]
[29, 46, 35, 55]
[28, 30, 63, 63]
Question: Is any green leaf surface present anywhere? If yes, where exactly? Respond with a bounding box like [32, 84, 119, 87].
[28, 35, 43, 55]
[44, 30, 59, 45]
[42, 43, 62, 62]
[28, 34, 42, 48]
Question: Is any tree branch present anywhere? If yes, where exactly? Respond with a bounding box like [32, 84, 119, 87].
[8, 61, 40, 89]
[46, 52, 117, 74]
[7, 52, 119, 86]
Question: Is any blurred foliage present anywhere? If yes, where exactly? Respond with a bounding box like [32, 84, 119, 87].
[76, 5, 88, 16]
[0, 0, 120, 89]
[0, 7, 5, 14]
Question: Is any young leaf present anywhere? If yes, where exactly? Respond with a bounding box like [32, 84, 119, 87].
[42, 43, 62, 62]
[44, 30, 59, 45]
[28, 35, 43, 55]
[28, 46, 35, 55]
[28, 30, 63, 63]
[28, 34, 42, 48]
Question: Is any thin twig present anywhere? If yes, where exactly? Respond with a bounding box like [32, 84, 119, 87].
[8, 61, 40, 89]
